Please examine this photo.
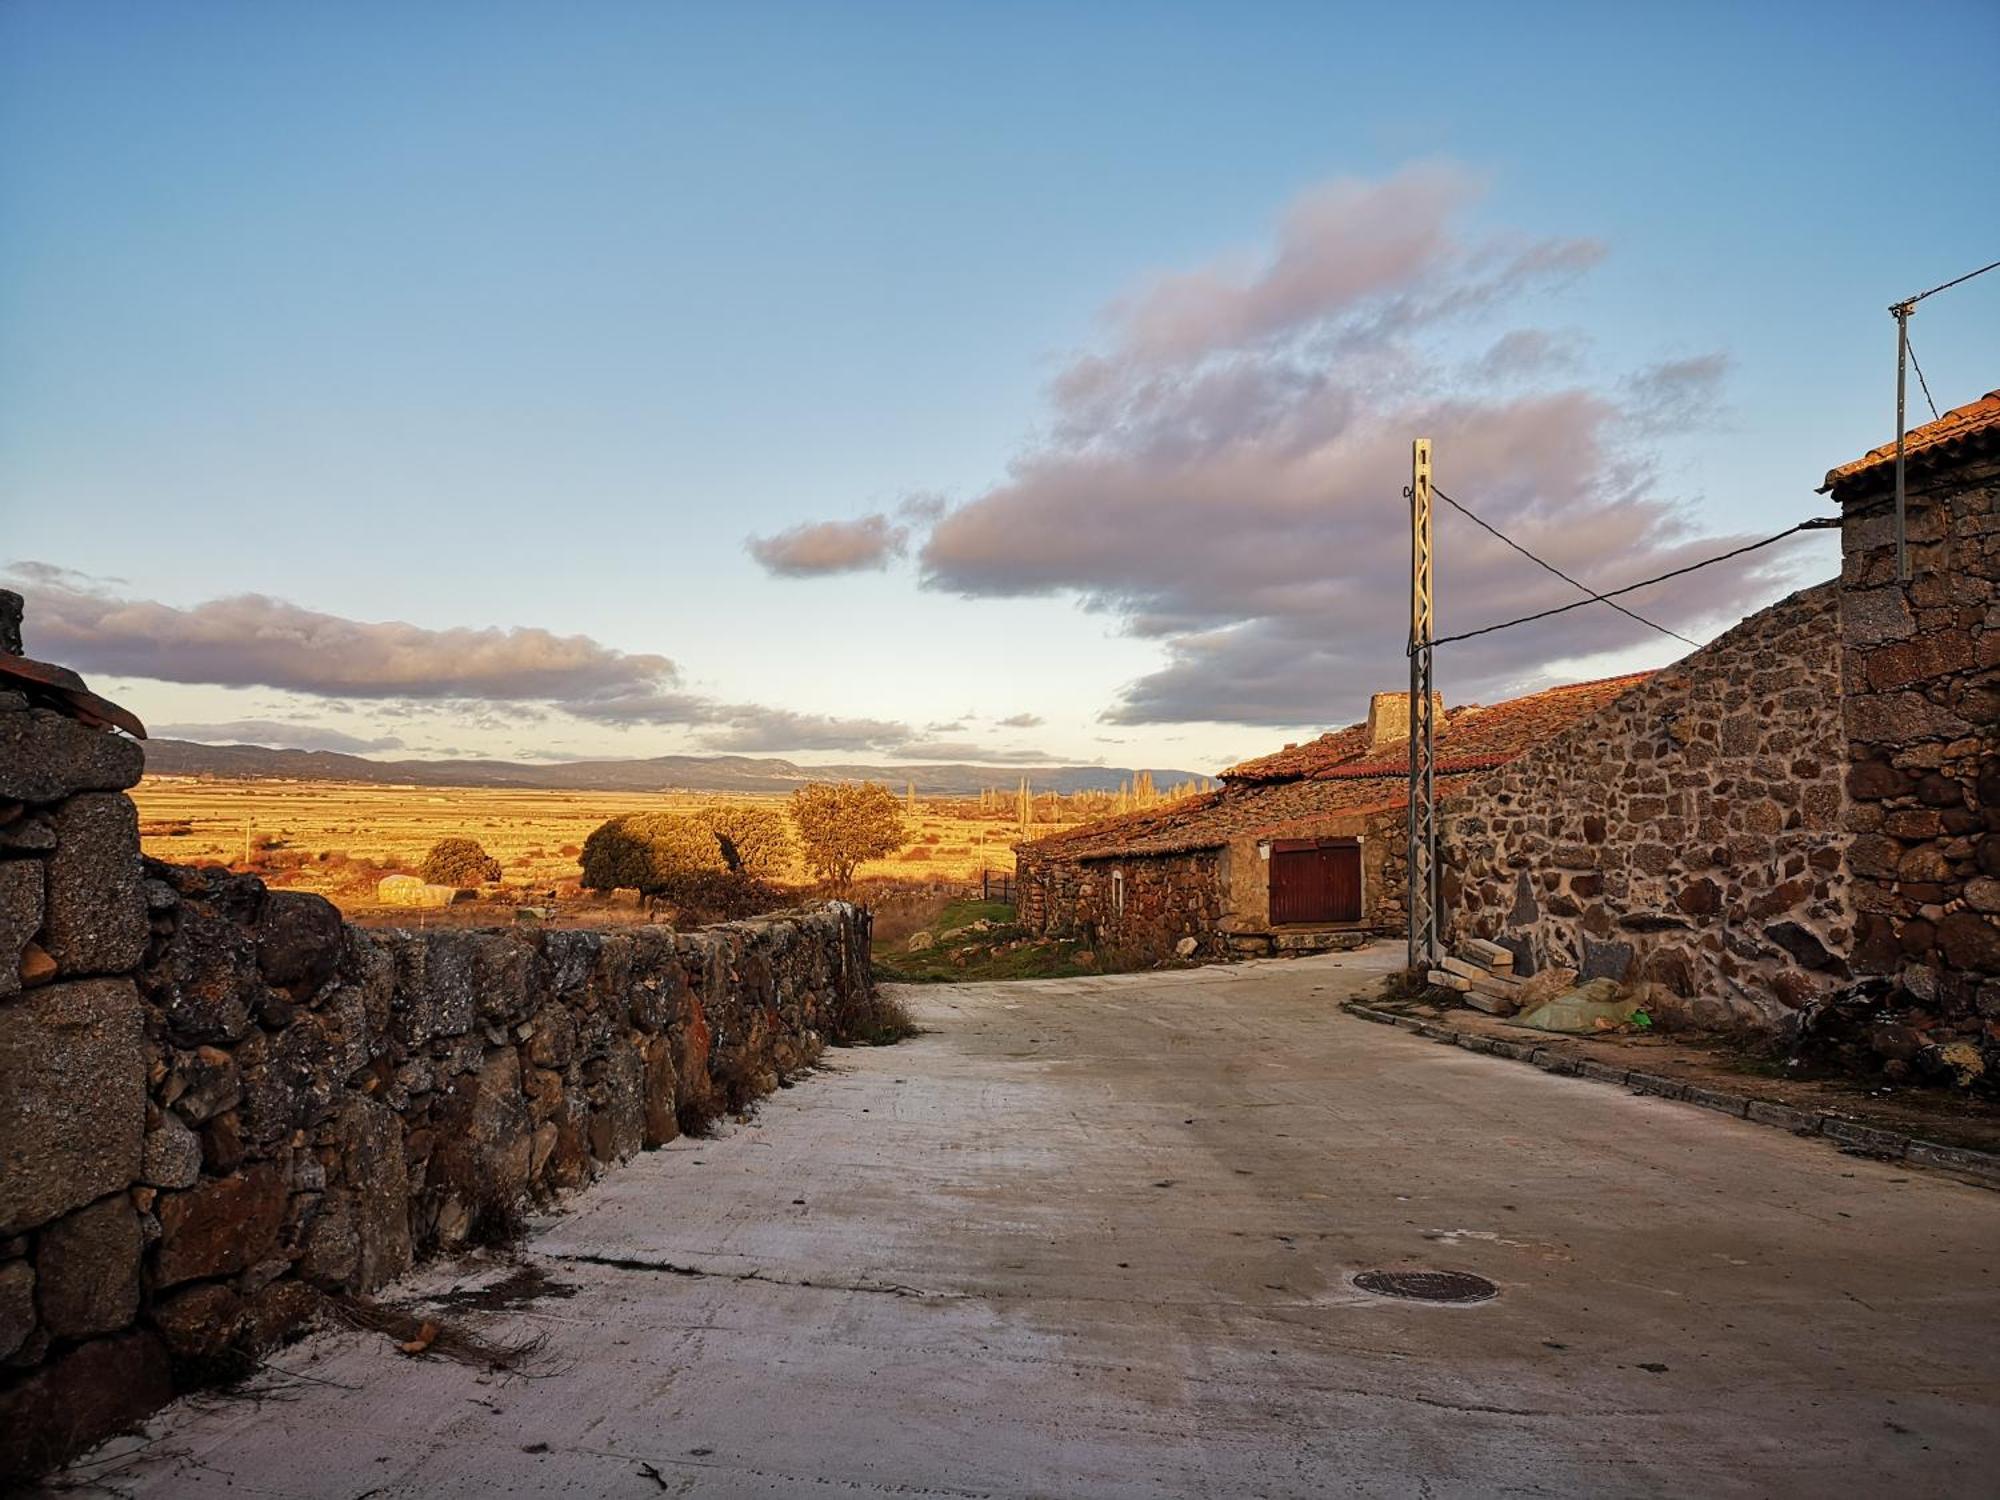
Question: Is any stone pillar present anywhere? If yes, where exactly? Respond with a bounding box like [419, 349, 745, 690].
[1830, 420, 1999, 1083]
[0, 598, 159, 1479]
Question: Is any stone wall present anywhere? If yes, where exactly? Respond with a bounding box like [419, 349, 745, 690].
[1015, 847, 1227, 960]
[1835, 449, 2000, 1080]
[1441, 582, 1851, 1030]
[0, 679, 875, 1479]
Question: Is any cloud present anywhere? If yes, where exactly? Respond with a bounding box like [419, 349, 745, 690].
[885, 740, 1062, 764]
[153, 719, 408, 754]
[7, 566, 686, 709]
[3, 565, 935, 754]
[820, 163, 1809, 727]
[696, 708, 915, 754]
[995, 712, 1044, 728]
[746, 515, 907, 576]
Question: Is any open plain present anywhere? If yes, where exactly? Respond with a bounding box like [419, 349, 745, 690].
[129, 777, 1078, 912]
[55, 946, 2000, 1499]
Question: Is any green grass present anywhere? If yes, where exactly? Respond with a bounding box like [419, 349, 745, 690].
[872, 899, 1104, 984]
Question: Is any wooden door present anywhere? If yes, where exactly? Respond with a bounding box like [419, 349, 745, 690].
[1269, 840, 1362, 924]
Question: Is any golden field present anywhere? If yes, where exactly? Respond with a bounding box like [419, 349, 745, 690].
[130, 776, 1092, 916]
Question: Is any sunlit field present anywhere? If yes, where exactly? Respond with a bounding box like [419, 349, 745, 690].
[130, 777, 1096, 916]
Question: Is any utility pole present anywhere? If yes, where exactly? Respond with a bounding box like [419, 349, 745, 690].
[1406, 438, 1439, 972]
[1892, 299, 1912, 582]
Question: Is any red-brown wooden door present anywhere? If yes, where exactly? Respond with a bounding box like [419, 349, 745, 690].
[1268, 840, 1361, 924]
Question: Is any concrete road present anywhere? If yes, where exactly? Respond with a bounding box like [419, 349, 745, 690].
[60, 947, 2000, 1498]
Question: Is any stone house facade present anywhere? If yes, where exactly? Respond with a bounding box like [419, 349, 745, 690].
[1824, 388, 1999, 1082]
[1440, 583, 1851, 1028]
[1016, 678, 1643, 960]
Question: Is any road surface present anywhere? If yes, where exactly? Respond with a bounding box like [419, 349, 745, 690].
[56, 946, 2000, 1497]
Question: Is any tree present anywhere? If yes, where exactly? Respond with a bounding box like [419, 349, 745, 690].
[788, 781, 906, 891]
[688, 803, 792, 878]
[420, 837, 502, 887]
[578, 813, 716, 895]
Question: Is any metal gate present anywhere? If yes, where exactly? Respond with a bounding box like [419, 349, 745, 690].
[1269, 839, 1361, 925]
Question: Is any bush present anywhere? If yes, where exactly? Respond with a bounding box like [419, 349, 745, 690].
[789, 782, 907, 892]
[578, 811, 793, 925]
[579, 813, 716, 895]
[420, 837, 503, 887]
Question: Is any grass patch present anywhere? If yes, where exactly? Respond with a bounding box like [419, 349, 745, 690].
[836, 988, 922, 1045]
[873, 899, 1105, 984]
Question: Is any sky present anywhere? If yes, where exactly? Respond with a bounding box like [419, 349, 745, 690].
[3, 0, 1996, 775]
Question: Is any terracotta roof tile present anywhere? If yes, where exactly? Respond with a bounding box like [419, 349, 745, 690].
[1022, 671, 1652, 862]
[1223, 724, 1373, 784]
[1820, 387, 2000, 493]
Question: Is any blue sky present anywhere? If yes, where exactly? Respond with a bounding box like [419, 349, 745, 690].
[3, 0, 1995, 772]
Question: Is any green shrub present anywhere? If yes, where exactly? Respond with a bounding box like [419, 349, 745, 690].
[420, 837, 502, 887]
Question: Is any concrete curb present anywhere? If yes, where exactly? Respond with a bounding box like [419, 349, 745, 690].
[1342, 1000, 2000, 1191]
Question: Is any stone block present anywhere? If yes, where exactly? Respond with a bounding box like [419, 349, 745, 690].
[154, 1164, 288, 1287]
[0, 707, 144, 804]
[428, 1048, 531, 1246]
[0, 1260, 35, 1362]
[336, 1097, 411, 1291]
[0, 859, 43, 998]
[255, 890, 344, 996]
[1579, 939, 1634, 983]
[43, 793, 147, 976]
[150, 1280, 247, 1363]
[36, 1194, 141, 1338]
[0, 1328, 174, 1484]
[588, 1038, 646, 1164]
[0, 978, 145, 1236]
[641, 1034, 680, 1148]
[140, 1114, 203, 1190]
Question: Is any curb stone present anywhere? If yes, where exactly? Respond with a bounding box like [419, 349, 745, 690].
[1341, 1000, 2000, 1191]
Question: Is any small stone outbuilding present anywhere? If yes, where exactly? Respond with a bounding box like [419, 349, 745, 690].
[1015, 677, 1646, 960]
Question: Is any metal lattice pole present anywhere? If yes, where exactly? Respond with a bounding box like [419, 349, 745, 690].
[1407, 438, 1438, 971]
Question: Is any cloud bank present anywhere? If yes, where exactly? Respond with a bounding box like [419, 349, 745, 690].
[4, 564, 1073, 762]
[775, 163, 1815, 726]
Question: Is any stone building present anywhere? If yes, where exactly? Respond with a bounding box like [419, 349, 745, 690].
[1015, 676, 1647, 959]
[1440, 582, 1851, 1029]
[1824, 387, 1999, 1082]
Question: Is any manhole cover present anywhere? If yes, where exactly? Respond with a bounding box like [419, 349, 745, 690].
[1353, 1269, 1497, 1304]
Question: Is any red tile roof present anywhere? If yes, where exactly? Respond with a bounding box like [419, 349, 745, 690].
[1023, 671, 1653, 862]
[1820, 387, 2000, 493]
[1223, 673, 1650, 785]
[1223, 724, 1374, 783]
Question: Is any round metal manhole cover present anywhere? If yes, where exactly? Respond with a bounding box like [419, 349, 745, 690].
[1353, 1269, 1498, 1304]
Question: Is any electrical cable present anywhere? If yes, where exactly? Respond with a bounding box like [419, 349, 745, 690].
[1900, 257, 2000, 308]
[1431, 485, 1700, 649]
[1905, 334, 1941, 420]
[1417, 516, 1837, 653]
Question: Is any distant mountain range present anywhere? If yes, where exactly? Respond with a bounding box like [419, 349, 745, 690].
[138, 738, 1209, 797]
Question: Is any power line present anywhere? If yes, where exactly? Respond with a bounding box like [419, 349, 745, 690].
[1420, 516, 1836, 653]
[1905, 333, 1941, 420]
[1431, 484, 1700, 649]
[1898, 257, 2000, 309]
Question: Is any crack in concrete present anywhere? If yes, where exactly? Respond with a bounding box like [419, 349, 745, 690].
[545, 1251, 944, 1301]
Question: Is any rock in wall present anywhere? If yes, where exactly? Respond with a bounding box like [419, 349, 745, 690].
[1441, 582, 1851, 1030]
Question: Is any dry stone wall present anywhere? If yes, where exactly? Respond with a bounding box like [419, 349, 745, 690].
[1836, 451, 2000, 1081]
[0, 667, 874, 1479]
[1016, 847, 1226, 960]
[1441, 582, 1851, 1030]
